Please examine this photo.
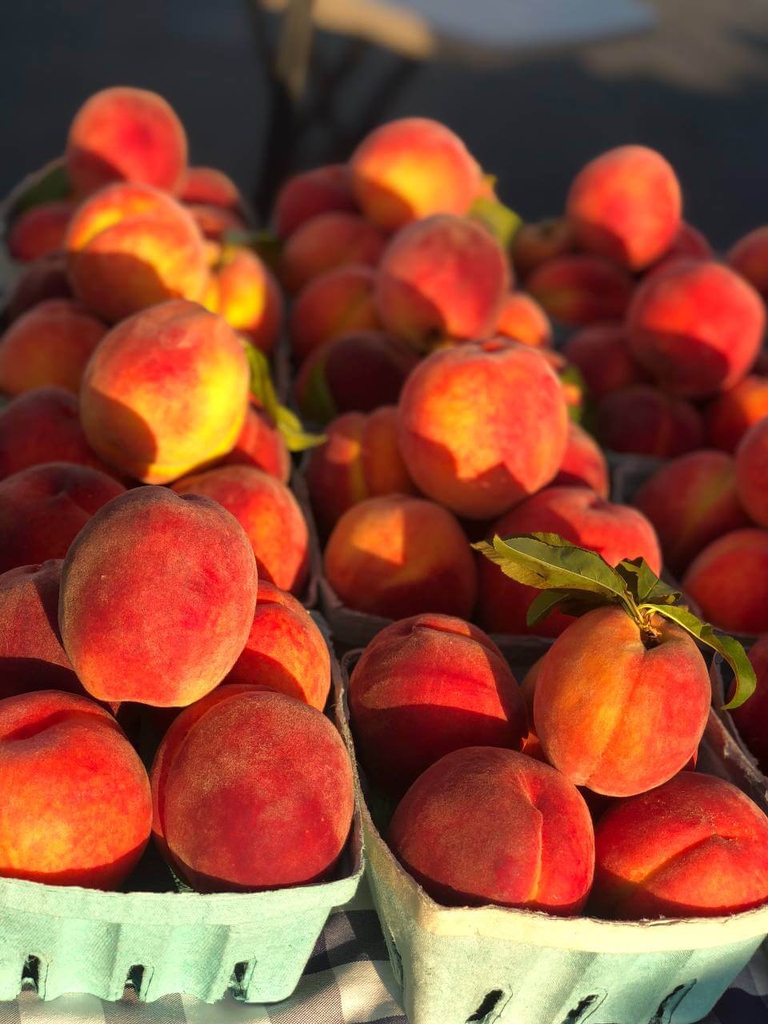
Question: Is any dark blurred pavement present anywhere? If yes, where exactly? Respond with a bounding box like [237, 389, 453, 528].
[2, 0, 768, 249]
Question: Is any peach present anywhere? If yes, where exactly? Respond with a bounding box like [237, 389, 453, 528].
[0, 689, 151, 888]
[350, 117, 481, 230]
[590, 772, 768, 918]
[476, 486, 661, 636]
[186, 203, 246, 241]
[349, 613, 527, 797]
[219, 402, 290, 483]
[389, 746, 594, 914]
[520, 658, 545, 761]
[563, 322, 649, 399]
[5, 253, 72, 320]
[494, 291, 552, 348]
[306, 406, 415, 537]
[7, 201, 74, 262]
[0, 299, 107, 396]
[172, 465, 309, 595]
[0, 388, 109, 480]
[728, 225, 768, 301]
[289, 264, 380, 362]
[595, 384, 704, 458]
[731, 635, 768, 771]
[279, 212, 386, 294]
[151, 685, 354, 892]
[0, 560, 80, 699]
[552, 421, 609, 497]
[397, 339, 568, 519]
[627, 259, 765, 398]
[80, 300, 250, 484]
[706, 376, 768, 452]
[324, 494, 477, 619]
[736, 418, 768, 527]
[633, 451, 749, 575]
[511, 217, 576, 280]
[526, 254, 634, 326]
[66, 182, 209, 324]
[66, 86, 187, 196]
[566, 145, 682, 271]
[650, 221, 712, 274]
[225, 581, 330, 709]
[683, 529, 768, 634]
[204, 244, 283, 355]
[374, 214, 509, 347]
[295, 330, 418, 424]
[59, 486, 258, 706]
[273, 164, 357, 239]
[0, 462, 124, 573]
[535, 606, 709, 796]
[179, 166, 241, 209]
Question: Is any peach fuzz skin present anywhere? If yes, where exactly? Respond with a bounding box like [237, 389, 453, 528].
[566, 145, 682, 271]
[735, 416, 768, 528]
[534, 606, 710, 797]
[172, 466, 309, 595]
[150, 685, 354, 892]
[59, 486, 258, 707]
[397, 338, 568, 520]
[219, 402, 290, 483]
[563, 322, 649, 400]
[79, 300, 250, 485]
[476, 486, 661, 637]
[494, 292, 553, 348]
[65, 86, 188, 196]
[552, 420, 610, 497]
[683, 529, 768, 635]
[374, 214, 509, 348]
[179, 166, 241, 210]
[306, 406, 415, 538]
[728, 225, 768, 301]
[706, 376, 768, 453]
[731, 636, 768, 771]
[279, 212, 386, 294]
[225, 581, 330, 710]
[289, 264, 380, 362]
[7, 201, 74, 262]
[526, 254, 634, 327]
[627, 259, 765, 399]
[350, 117, 481, 230]
[633, 450, 749, 576]
[273, 164, 357, 239]
[0, 299, 107, 396]
[595, 385, 704, 458]
[203, 245, 283, 356]
[6, 254, 73, 321]
[324, 494, 477, 620]
[388, 746, 594, 914]
[0, 689, 151, 888]
[590, 773, 768, 918]
[349, 613, 527, 798]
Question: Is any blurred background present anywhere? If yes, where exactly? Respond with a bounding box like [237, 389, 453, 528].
[1, 0, 767, 248]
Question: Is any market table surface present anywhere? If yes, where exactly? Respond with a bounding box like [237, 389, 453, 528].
[2, 878, 768, 1024]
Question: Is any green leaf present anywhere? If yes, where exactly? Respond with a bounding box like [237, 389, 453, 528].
[469, 195, 522, 249]
[559, 363, 585, 423]
[275, 405, 327, 452]
[242, 341, 326, 453]
[526, 589, 573, 626]
[12, 160, 71, 215]
[648, 603, 756, 710]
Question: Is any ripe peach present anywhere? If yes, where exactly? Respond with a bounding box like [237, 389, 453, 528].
[151, 686, 354, 892]
[476, 486, 661, 636]
[397, 339, 568, 519]
[494, 292, 552, 348]
[295, 330, 418, 424]
[219, 402, 290, 483]
[273, 164, 357, 239]
[552, 421, 609, 497]
[566, 145, 682, 271]
[0, 689, 152, 888]
[595, 385, 704, 458]
[204, 244, 283, 355]
[349, 613, 527, 797]
[0, 462, 124, 573]
[186, 203, 245, 242]
[80, 300, 250, 484]
[731, 636, 768, 771]
[59, 486, 258, 706]
[683, 529, 768, 634]
[633, 451, 749, 575]
[728, 225, 768, 301]
[289, 264, 380, 362]
[66, 86, 187, 195]
[172, 466, 309, 595]
[535, 607, 709, 796]
[736, 418, 768, 527]
[226, 581, 330, 710]
[350, 117, 481, 230]
[374, 214, 509, 347]
[527, 254, 634, 326]
[5, 253, 72, 320]
[324, 494, 477, 619]
[279, 212, 386, 294]
[707, 376, 768, 453]
[0, 299, 107, 396]
[650, 221, 712, 274]
[7, 201, 74, 262]
[591, 772, 768, 918]
[306, 407, 415, 537]
[511, 218, 576, 280]
[563, 322, 648, 399]
[628, 259, 764, 398]
[389, 746, 594, 914]
[179, 166, 241, 210]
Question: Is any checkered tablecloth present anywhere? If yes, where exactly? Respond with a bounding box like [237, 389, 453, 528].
[2, 878, 768, 1024]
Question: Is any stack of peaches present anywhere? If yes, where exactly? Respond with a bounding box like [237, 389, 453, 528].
[0, 87, 354, 897]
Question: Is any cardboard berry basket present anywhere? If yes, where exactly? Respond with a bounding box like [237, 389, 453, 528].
[0, 617, 364, 1004]
[338, 639, 768, 1024]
